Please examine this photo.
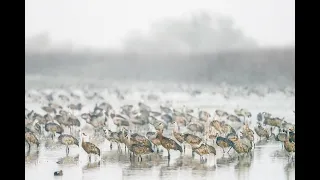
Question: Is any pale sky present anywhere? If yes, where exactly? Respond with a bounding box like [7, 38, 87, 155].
[25, 0, 295, 49]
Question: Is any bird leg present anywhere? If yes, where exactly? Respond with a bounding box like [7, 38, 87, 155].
[192, 151, 195, 158]
[183, 144, 186, 154]
[167, 149, 170, 160]
[157, 146, 159, 153]
[110, 143, 113, 150]
[89, 154, 91, 162]
[222, 148, 225, 153]
[291, 153, 294, 162]
[27, 142, 31, 153]
[227, 147, 232, 153]
[66, 146, 69, 156]
[51, 133, 54, 140]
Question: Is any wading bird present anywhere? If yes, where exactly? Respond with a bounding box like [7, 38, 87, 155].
[25, 131, 40, 153]
[156, 129, 183, 160]
[58, 134, 79, 156]
[81, 133, 100, 162]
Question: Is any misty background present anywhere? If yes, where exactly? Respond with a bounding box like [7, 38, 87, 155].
[25, 0, 295, 89]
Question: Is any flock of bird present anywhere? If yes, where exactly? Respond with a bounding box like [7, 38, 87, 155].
[25, 89, 295, 168]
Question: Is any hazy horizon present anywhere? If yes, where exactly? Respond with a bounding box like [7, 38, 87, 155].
[25, 0, 295, 51]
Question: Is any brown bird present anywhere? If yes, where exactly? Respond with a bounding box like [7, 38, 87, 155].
[183, 133, 203, 157]
[156, 130, 183, 160]
[227, 133, 251, 158]
[241, 124, 255, 148]
[81, 133, 100, 162]
[131, 144, 154, 162]
[193, 143, 216, 164]
[122, 130, 153, 159]
[25, 131, 40, 153]
[284, 131, 295, 162]
[263, 117, 283, 129]
[172, 122, 186, 153]
[210, 120, 223, 134]
[146, 131, 161, 153]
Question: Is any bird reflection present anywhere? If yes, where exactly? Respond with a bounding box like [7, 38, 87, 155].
[25, 151, 39, 164]
[83, 161, 101, 170]
[56, 154, 79, 164]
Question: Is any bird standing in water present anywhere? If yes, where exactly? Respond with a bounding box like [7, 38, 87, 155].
[156, 129, 183, 160]
[81, 133, 100, 162]
[25, 131, 40, 154]
[58, 134, 79, 156]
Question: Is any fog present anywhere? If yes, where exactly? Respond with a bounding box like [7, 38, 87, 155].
[25, 5, 294, 89]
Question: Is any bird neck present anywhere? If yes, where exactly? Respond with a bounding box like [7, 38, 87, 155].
[81, 137, 85, 146]
[173, 123, 179, 132]
[157, 132, 163, 141]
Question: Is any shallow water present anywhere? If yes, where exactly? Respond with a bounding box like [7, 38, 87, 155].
[25, 141, 295, 180]
[25, 88, 295, 180]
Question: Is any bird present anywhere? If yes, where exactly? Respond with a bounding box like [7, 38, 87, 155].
[283, 131, 295, 162]
[54, 170, 63, 176]
[44, 122, 64, 140]
[289, 130, 295, 143]
[276, 129, 287, 149]
[172, 122, 186, 153]
[215, 110, 228, 120]
[227, 133, 251, 158]
[104, 129, 121, 150]
[221, 122, 237, 136]
[192, 143, 216, 164]
[227, 114, 241, 123]
[282, 121, 295, 132]
[216, 136, 233, 154]
[58, 134, 79, 156]
[257, 112, 272, 122]
[146, 131, 161, 153]
[156, 129, 183, 160]
[264, 117, 283, 129]
[48, 103, 62, 109]
[41, 106, 56, 115]
[138, 102, 151, 112]
[160, 105, 172, 114]
[254, 122, 270, 140]
[210, 120, 223, 135]
[122, 129, 153, 159]
[234, 108, 252, 124]
[183, 133, 203, 157]
[25, 131, 40, 153]
[68, 103, 83, 114]
[131, 144, 154, 162]
[198, 110, 211, 122]
[241, 124, 255, 148]
[81, 133, 100, 162]
[187, 122, 204, 135]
